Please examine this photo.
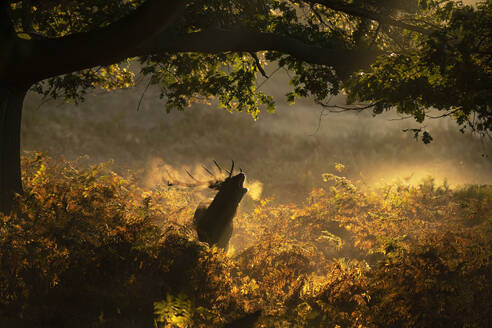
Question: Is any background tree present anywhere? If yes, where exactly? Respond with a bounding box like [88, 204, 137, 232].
[0, 0, 490, 213]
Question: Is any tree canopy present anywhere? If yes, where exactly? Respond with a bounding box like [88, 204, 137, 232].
[3, 0, 491, 141]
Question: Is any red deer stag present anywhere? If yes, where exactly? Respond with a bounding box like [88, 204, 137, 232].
[168, 161, 248, 250]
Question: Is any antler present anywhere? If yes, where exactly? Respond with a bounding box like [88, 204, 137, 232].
[167, 160, 239, 189]
[229, 160, 234, 178]
[167, 179, 210, 188]
[201, 164, 216, 178]
[213, 160, 234, 178]
[213, 160, 223, 173]
[166, 168, 212, 188]
[185, 168, 201, 182]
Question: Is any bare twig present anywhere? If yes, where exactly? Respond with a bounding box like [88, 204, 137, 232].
[317, 100, 377, 112]
[308, 3, 335, 31]
[308, 108, 328, 136]
[136, 78, 151, 112]
[307, 0, 433, 35]
[387, 115, 413, 121]
[425, 109, 459, 119]
[249, 52, 268, 78]
[257, 65, 282, 90]
[35, 97, 52, 111]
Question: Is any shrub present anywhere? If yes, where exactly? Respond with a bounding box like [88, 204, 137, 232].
[0, 155, 490, 327]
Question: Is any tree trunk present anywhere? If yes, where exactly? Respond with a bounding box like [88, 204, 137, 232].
[0, 86, 26, 214]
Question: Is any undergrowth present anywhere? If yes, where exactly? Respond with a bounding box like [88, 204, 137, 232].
[1, 154, 491, 327]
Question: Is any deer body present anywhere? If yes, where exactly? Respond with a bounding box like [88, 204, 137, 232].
[193, 172, 248, 250]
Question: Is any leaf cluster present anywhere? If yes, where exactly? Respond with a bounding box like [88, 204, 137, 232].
[345, 1, 492, 139]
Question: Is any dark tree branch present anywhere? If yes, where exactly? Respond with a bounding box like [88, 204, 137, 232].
[5, 0, 187, 86]
[306, 0, 432, 35]
[138, 29, 382, 77]
[136, 78, 152, 112]
[5, 2, 383, 87]
[317, 101, 378, 112]
[249, 52, 269, 78]
[2, 0, 435, 89]
[0, 0, 21, 88]
[0, 0, 15, 38]
[7, 25, 382, 87]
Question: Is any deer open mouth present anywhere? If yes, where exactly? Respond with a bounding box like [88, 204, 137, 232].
[237, 173, 248, 193]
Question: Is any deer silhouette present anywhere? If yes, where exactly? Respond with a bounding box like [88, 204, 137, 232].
[193, 161, 248, 250]
[168, 161, 248, 250]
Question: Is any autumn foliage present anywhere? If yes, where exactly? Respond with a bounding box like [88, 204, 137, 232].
[0, 154, 491, 327]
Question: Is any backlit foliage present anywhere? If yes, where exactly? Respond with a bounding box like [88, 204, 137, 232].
[345, 1, 492, 140]
[10, 1, 491, 137]
[0, 155, 491, 327]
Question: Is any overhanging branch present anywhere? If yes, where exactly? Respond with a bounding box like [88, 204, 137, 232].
[6, 0, 186, 86]
[137, 29, 382, 77]
[4, 0, 418, 87]
[7, 14, 382, 86]
[12, 26, 382, 85]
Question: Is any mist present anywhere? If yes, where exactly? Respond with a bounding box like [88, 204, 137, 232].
[21, 72, 492, 204]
